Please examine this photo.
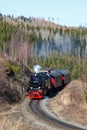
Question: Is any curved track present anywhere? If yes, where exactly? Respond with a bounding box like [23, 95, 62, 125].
[29, 99, 87, 130]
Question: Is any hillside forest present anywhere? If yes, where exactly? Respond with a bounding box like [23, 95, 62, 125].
[0, 14, 87, 80]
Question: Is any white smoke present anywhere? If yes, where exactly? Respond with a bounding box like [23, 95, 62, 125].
[33, 64, 41, 73]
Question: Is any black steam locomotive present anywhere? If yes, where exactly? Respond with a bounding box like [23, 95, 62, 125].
[28, 68, 71, 99]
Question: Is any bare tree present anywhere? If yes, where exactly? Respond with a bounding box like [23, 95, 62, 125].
[18, 41, 30, 66]
[0, 51, 6, 88]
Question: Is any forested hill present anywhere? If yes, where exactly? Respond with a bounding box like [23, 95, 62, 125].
[0, 13, 87, 79]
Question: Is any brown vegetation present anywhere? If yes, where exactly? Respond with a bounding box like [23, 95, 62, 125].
[0, 52, 30, 112]
[0, 51, 6, 91]
[50, 80, 87, 126]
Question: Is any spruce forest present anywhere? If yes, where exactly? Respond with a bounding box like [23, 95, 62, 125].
[0, 13, 87, 80]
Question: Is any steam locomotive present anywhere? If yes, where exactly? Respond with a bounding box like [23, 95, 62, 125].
[28, 68, 70, 99]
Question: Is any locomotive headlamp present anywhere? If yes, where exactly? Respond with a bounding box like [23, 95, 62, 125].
[38, 86, 41, 89]
[30, 87, 33, 89]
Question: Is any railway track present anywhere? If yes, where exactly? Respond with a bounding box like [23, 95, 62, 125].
[29, 99, 87, 130]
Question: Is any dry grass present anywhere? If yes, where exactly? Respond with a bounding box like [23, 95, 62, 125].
[0, 105, 23, 130]
[50, 80, 87, 126]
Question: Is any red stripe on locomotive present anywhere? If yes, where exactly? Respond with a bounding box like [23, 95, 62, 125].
[50, 77, 56, 87]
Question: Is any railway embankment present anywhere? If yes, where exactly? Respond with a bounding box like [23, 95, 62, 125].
[50, 80, 87, 127]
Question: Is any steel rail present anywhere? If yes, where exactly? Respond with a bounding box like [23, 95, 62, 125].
[29, 99, 87, 130]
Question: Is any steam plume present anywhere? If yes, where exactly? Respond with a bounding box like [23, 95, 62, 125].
[33, 64, 41, 73]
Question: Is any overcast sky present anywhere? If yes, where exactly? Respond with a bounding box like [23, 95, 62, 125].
[0, 0, 87, 27]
